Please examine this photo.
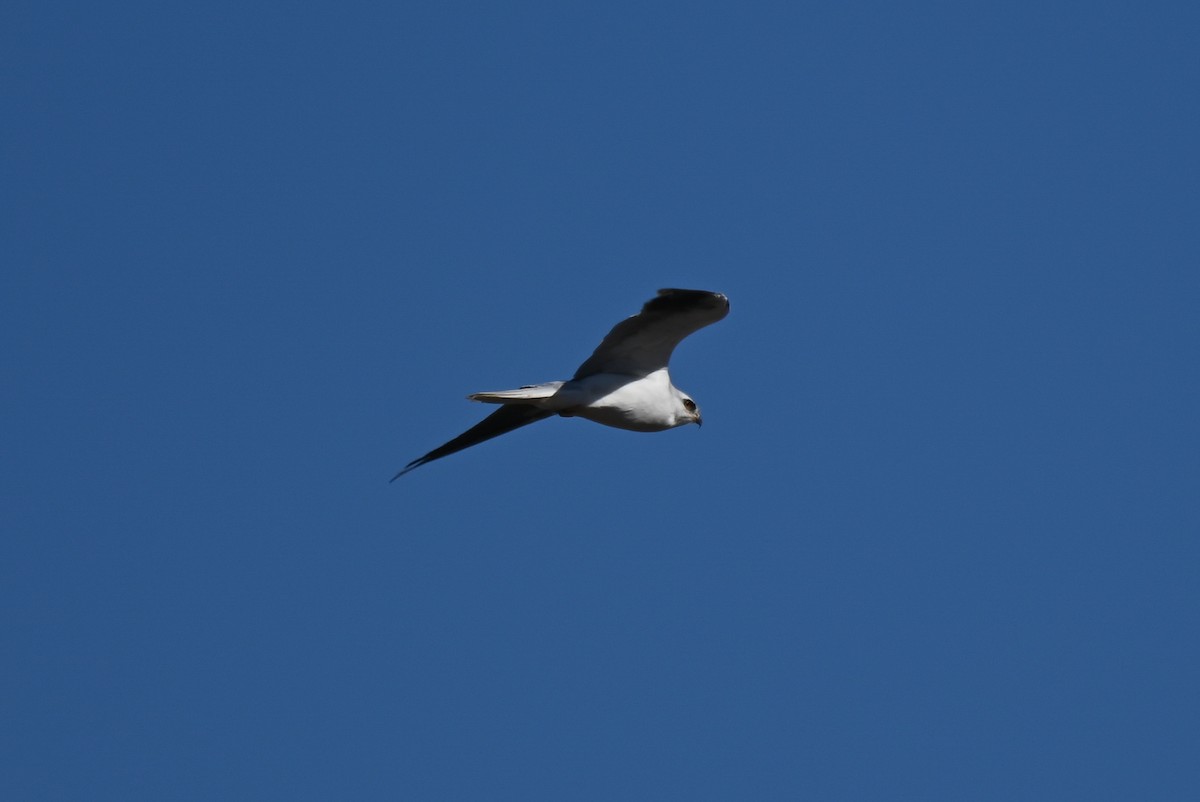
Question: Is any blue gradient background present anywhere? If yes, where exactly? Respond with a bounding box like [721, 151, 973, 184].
[4, 2, 1198, 799]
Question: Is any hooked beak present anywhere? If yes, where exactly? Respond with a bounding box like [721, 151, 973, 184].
[694, 414, 703, 428]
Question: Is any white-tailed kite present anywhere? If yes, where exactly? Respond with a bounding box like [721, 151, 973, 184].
[392, 288, 730, 479]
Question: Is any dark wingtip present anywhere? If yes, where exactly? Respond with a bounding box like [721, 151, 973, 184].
[655, 288, 727, 302]
[390, 460, 423, 482]
[647, 288, 729, 315]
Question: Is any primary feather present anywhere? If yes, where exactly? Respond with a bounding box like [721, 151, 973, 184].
[572, 289, 730, 378]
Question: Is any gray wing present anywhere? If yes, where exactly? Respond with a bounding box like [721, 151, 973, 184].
[573, 288, 730, 379]
[391, 405, 553, 479]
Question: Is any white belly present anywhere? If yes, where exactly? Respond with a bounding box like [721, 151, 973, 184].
[555, 371, 681, 432]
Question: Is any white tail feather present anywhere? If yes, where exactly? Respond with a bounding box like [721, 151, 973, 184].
[468, 381, 565, 404]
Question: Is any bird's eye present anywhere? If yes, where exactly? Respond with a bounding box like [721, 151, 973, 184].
[682, 398, 696, 411]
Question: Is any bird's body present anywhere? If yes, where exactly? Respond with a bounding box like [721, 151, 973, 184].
[565, 369, 688, 431]
[473, 369, 689, 432]
[393, 288, 729, 478]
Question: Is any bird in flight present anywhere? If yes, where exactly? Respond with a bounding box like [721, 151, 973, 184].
[392, 288, 730, 479]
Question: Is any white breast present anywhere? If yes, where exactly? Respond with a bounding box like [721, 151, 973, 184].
[563, 370, 681, 432]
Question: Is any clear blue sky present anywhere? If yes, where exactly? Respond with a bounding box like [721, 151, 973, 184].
[3, 2, 1198, 799]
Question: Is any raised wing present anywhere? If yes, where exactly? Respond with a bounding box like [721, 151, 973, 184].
[573, 288, 729, 378]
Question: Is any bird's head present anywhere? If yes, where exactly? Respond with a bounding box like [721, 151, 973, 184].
[675, 391, 703, 428]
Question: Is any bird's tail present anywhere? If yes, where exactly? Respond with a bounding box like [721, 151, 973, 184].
[468, 381, 564, 404]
